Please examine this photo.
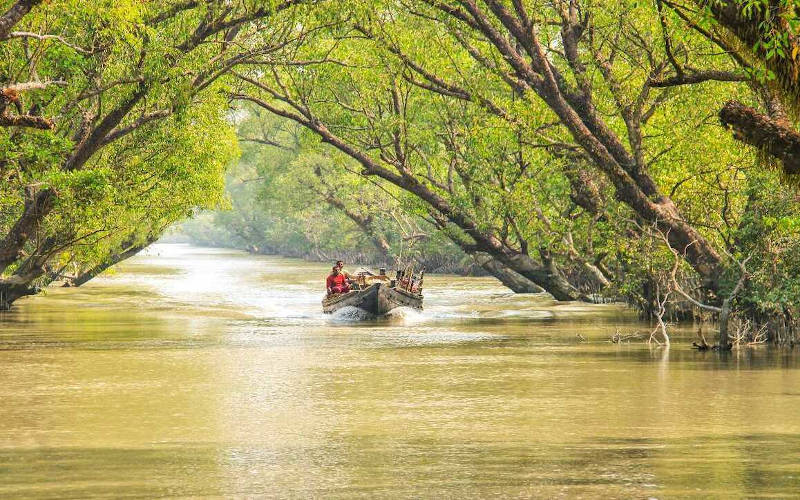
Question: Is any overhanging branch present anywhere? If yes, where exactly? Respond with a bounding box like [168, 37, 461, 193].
[719, 100, 800, 176]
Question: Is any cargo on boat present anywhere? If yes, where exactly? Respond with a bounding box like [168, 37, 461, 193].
[322, 267, 423, 315]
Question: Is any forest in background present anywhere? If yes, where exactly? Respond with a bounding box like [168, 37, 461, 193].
[176, 112, 486, 275]
[3, 0, 800, 347]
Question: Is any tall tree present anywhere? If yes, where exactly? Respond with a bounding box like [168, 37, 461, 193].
[0, 0, 312, 308]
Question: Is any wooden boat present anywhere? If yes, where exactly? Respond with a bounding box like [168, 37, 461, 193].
[322, 282, 423, 315]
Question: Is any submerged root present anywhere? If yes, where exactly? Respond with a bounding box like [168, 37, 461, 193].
[646, 283, 670, 347]
[692, 328, 711, 350]
[727, 317, 769, 348]
[610, 328, 645, 343]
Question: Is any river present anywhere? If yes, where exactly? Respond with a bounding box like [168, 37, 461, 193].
[1, 244, 799, 498]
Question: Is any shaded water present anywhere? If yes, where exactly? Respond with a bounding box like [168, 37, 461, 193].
[1, 244, 800, 498]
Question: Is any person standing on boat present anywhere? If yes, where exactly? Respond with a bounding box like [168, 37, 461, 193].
[326, 266, 351, 295]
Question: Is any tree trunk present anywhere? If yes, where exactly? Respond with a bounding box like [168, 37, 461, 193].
[0, 188, 55, 274]
[0, 0, 42, 40]
[1, 85, 149, 278]
[536, 86, 724, 289]
[696, 1, 800, 176]
[718, 297, 732, 350]
[0, 282, 37, 310]
[388, 167, 585, 300]
[489, 251, 580, 301]
[565, 164, 605, 216]
[0, 261, 46, 310]
[428, 210, 578, 298]
[472, 252, 544, 293]
[719, 100, 800, 175]
[705, 0, 800, 101]
[68, 239, 154, 287]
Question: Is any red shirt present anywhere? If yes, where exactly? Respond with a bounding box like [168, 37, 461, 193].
[326, 273, 347, 289]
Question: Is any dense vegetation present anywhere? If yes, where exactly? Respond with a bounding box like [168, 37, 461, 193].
[0, 0, 300, 307]
[178, 112, 475, 274]
[3, 0, 800, 346]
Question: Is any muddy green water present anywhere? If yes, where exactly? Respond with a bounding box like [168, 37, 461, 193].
[1, 244, 800, 498]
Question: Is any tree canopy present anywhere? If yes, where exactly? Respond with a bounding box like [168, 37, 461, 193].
[3, 0, 800, 345]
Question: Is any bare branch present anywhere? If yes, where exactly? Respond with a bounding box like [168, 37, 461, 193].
[0, 113, 52, 129]
[4, 80, 67, 93]
[100, 109, 172, 146]
[648, 69, 749, 87]
[240, 136, 293, 150]
[6, 31, 91, 53]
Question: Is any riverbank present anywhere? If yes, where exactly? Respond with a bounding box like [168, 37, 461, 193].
[2, 244, 800, 497]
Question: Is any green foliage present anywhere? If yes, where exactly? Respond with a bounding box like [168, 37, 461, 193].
[199, 0, 800, 320]
[4, 0, 800, 325]
[181, 109, 467, 271]
[0, 0, 292, 295]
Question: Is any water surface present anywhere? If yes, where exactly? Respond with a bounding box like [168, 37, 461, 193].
[1, 244, 799, 498]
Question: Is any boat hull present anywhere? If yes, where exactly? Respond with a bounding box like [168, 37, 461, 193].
[322, 282, 422, 315]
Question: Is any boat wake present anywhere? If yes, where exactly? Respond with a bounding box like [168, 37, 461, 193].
[383, 306, 425, 322]
[328, 305, 427, 323]
[329, 306, 375, 322]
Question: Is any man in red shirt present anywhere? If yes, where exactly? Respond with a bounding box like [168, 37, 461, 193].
[326, 266, 350, 295]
